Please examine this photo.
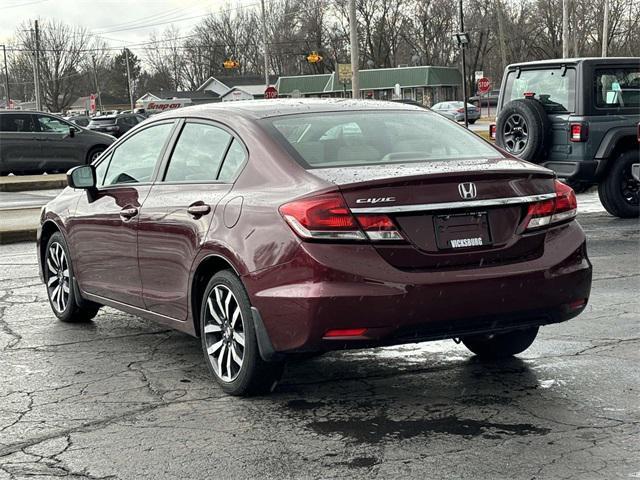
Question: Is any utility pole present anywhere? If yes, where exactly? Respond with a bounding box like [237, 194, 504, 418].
[34, 20, 42, 111]
[562, 0, 569, 58]
[601, 0, 609, 57]
[496, 0, 507, 71]
[91, 54, 103, 113]
[348, 0, 360, 99]
[459, 0, 468, 128]
[260, 0, 269, 86]
[2, 45, 9, 109]
[124, 48, 134, 110]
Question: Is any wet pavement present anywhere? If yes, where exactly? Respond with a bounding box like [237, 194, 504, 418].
[0, 212, 638, 479]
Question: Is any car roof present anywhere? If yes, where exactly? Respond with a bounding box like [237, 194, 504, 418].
[153, 98, 426, 121]
[506, 57, 640, 69]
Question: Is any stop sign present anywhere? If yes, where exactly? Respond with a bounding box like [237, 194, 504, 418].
[264, 86, 278, 99]
[477, 77, 491, 95]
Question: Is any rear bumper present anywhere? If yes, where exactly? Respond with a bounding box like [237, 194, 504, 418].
[542, 160, 599, 182]
[244, 221, 592, 354]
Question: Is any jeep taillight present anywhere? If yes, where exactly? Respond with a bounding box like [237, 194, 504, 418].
[569, 123, 588, 142]
[489, 124, 496, 140]
[637, 123, 640, 143]
[525, 181, 577, 230]
[279, 193, 402, 241]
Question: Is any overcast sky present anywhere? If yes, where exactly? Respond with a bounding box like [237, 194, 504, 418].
[0, 0, 252, 54]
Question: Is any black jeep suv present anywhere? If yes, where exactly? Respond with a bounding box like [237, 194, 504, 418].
[494, 57, 639, 218]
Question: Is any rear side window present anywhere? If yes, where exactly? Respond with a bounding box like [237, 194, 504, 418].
[264, 111, 500, 169]
[100, 122, 174, 186]
[0, 114, 36, 132]
[218, 139, 247, 182]
[503, 68, 576, 112]
[163, 122, 232, 182]
[594, 67, 640, 110]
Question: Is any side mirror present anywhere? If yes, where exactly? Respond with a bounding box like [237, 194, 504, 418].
[69, 127, 76, 138]
[67, 165, 96, 189]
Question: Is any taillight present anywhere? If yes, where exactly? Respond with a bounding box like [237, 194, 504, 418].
[279, 193, 403, 241]
[525, 180, 577, 230]
[636, 123, 639, 143]
[569, 123, 588, 142]
[456, 108, 465, 113]
[355, 214, 403, 240]
[489, 124, 496, 140]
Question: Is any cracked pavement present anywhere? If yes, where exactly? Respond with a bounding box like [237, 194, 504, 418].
[0, 212, 638, 479]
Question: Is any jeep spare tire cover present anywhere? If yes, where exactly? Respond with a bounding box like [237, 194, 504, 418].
[496, 99, 550, 163]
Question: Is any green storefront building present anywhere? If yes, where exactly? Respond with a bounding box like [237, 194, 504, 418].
[276, 66, 462, 106]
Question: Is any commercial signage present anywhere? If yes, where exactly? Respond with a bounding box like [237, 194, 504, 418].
[89, 94, 96, 113]
[142, 98, 192, 113]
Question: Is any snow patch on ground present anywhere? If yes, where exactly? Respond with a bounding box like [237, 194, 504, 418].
[576, 189, 605, 214]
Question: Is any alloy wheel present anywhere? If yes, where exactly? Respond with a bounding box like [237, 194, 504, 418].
[621, 165, 640, 206]
[46, 242, 70, 313]
[502, 113, 529, 155]
[90, 150, 103, 163]
[203, 285, 245, 382]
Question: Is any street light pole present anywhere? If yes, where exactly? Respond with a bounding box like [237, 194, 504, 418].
[124, 48, 134, 110]
[458, 0, 469, 128]
[1, 45, 9, 108]
[348, 0, 360, 99]
[260, 0, 270, 86]
[562, 0, 569, 58]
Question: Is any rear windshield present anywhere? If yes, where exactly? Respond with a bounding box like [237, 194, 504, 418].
[91, 118, 117, 124]
[262, 111, 500, 169]
[503, 67, 576, 112]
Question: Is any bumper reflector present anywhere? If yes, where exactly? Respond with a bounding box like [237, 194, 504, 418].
[323, 328, 368, 338]
[567, 299, 587, 311]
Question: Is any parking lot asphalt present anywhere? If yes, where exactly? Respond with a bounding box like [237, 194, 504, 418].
[0, 212, 638, 480]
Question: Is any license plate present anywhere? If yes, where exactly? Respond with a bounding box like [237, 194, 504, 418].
[433, 212, 492, 250]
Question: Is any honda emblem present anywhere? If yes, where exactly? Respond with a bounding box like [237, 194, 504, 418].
[458, 182, 477, 200]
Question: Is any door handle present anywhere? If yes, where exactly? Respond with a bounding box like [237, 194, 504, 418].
[120, 207, 138, 220]
[187, 203, 211, 217]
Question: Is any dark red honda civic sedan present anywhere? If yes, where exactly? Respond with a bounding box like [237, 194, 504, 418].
[37, 99, 592, 395]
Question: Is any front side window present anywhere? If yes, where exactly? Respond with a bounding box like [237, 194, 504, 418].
[36, 115, 73, 133]
[0, 114, 36, 132]
[163, 122, 232, 182]
[503, 68, 576, 112]
[264, 111, 500, 169]
[594, 67, 640, 109]
[101, 122, 174, 186]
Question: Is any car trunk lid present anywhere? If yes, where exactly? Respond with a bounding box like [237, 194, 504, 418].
[311, 157, 556, 270]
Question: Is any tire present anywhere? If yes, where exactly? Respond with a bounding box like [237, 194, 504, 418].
[461, 326, 539, 359]
[86, 146, 106, 164]
[468, 119, 477, 125]
[495, 99, 550, 163]
[200, 270, 284, 396]
[44, 232, 100, 323]
[598, 150, 640, 218]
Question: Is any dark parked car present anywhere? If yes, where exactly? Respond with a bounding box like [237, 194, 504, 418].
[0, 111, 115, 175]
[470, 89, 500, 106]
[38, 99, 592, 396]
[64, 115, 91, 127]
[493, 57, 639, 218]
[87, 113, 145, 138]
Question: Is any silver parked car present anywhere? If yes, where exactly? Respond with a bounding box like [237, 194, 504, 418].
[431, 101, 481, 124]
[0, 111, 115, 175]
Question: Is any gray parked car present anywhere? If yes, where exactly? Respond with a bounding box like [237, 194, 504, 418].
[431, 101, 481, 123]
[0, 111, 115, 176]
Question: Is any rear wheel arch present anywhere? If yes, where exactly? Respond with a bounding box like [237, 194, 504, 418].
[86, 144, 108, 164]
[190, 254, 243, 337]
[595, 135, 638, 180]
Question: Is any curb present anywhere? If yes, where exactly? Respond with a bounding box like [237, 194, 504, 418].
[0, 174, 67, 192]
[0, 229, 37, 244]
